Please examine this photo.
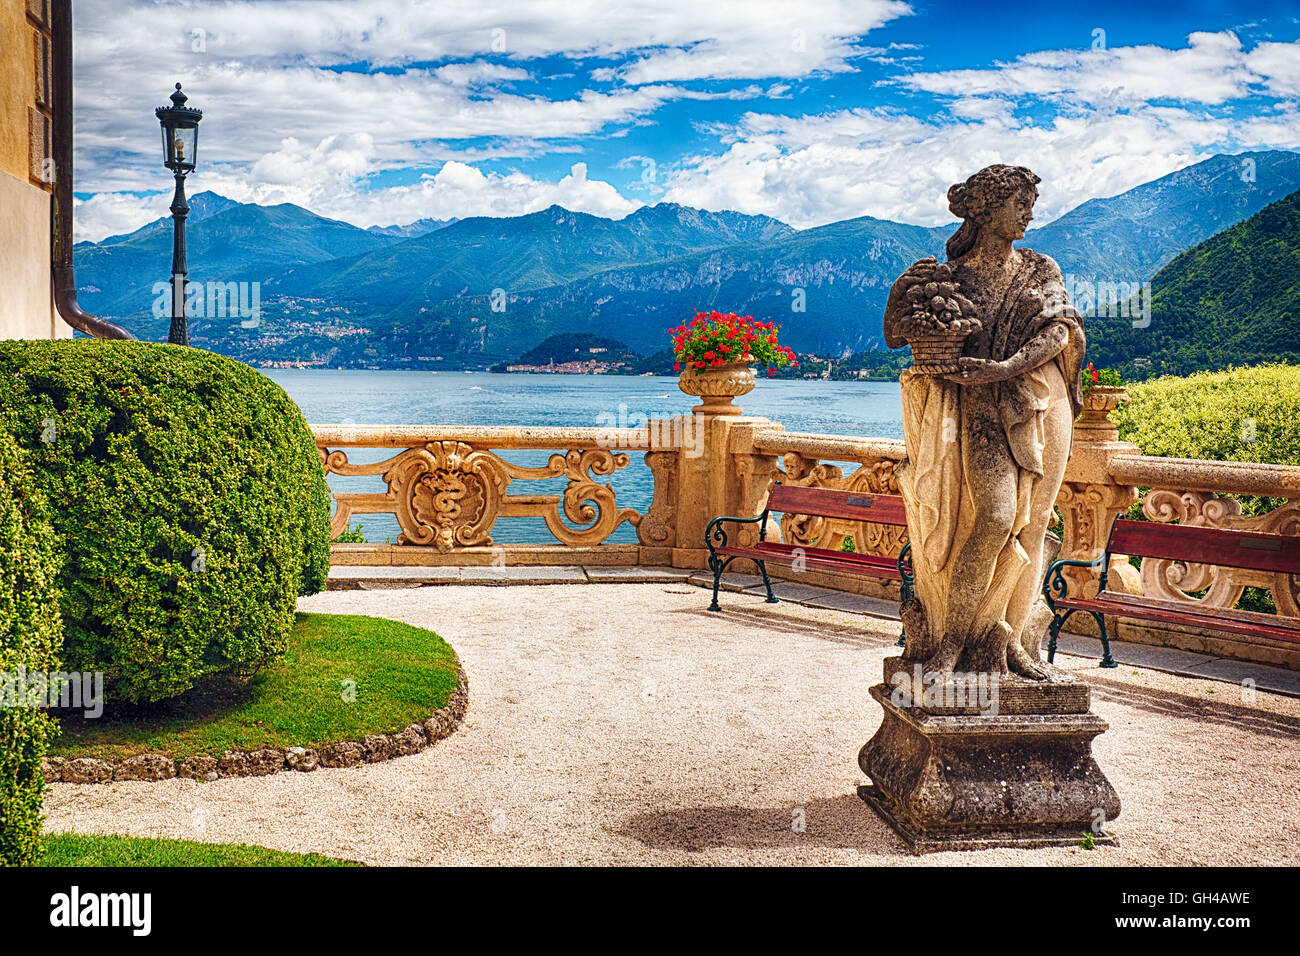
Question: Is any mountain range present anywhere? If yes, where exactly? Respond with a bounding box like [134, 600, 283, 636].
[365, 217, 458, 239]
[73, 149, 1300, 370]
[1088, 186, 1300, 373]
[76, 197, 392, 321]
[266, 201, 795, 330]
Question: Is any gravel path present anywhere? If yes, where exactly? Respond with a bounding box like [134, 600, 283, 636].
[44, 584, 1300, 865]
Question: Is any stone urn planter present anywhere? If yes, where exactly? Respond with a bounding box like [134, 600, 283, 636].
[677, 355, 756, 416]
[1075, 384, 1128, 441]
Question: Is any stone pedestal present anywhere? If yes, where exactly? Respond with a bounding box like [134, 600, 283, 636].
[858, 657, 1120, 853]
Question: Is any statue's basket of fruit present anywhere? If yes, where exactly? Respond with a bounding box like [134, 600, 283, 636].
[898, 260, 980, 375]
[907, 333, 969, 374]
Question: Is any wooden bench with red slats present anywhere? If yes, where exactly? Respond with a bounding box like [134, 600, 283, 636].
[704, 483, 912, 612]
[1043, 517, 1300, 668]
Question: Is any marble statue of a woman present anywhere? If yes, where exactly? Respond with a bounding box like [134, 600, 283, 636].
[883, 164, 1086, 679]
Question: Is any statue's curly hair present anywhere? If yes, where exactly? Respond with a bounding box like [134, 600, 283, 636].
[945, 164, 1041, 260]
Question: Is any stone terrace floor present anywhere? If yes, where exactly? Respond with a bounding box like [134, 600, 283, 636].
[45, 574, 1300, 866]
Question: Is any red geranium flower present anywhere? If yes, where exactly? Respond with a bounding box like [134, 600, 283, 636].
[669, 310, 794, 376]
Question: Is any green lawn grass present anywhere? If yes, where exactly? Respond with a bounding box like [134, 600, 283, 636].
[51, 612, 459, 762]
[40, 832, 359, 867]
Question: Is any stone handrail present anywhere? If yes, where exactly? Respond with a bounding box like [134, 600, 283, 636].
[750, 430, 906, 464]
[1109, 454, 1300, 497]
[314, 424, 656, 450]
[312, 423, 678, 552]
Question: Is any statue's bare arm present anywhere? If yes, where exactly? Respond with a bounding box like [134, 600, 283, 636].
[943, 322, 1069, 385]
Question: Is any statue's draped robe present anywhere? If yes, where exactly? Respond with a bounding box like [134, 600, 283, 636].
[895, 251, 1085, 646]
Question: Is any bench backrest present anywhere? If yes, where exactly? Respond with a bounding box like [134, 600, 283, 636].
[1108, 518, 1300, 576]
[766, 484, 908, 526]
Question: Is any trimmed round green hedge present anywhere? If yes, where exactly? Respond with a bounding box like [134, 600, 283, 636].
[0, 424, 62, 866]
[0, 341, 330, 705]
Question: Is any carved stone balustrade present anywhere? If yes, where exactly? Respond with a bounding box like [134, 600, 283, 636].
[312, 424, 677, 562]
[309, 384, 1300, 668]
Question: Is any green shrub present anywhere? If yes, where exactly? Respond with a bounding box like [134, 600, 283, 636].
[0, 341, 330, 704]
[333, 522, 366, 544]
[1113, 363, 1300, 517]
[0, 425, 63, 866]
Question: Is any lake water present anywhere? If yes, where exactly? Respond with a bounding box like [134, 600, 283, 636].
[268, 370, 904, 544]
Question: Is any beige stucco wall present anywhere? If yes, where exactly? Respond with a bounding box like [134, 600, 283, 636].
[0, 0, 68, 340]
[0, 168, 64, 339]
[0, 0, 32, 182]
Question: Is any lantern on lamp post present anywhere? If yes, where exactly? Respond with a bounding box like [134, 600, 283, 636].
[155, 83, 202, 346]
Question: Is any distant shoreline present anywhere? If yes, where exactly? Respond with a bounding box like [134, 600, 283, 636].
[256, 364, 905, 382]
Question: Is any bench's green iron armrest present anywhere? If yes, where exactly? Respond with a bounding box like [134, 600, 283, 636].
[897, 542, 914, 602]
[1042, 552, 1120, 668]
[705, 513, 769, 554]
[1042, 554, 1107, 607]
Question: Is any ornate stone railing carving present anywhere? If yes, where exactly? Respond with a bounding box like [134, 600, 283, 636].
[1109, 455, 1300, 616]
[749, 431, 909, 558]
[312, 425, 670, 552]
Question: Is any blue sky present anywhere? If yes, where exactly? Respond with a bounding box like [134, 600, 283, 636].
[72, 0, 1300, 241]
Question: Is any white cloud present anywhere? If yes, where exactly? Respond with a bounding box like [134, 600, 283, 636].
[329, 160, 642, 224]
[72, 193, 172, 243]
[249, 133, 376, 189]
[73, 159, 642, 242]
[654, 31, 1300, 229]
[432, 63, 533, 87]
[72, 62, 700, 191]
[661, 104, 1300, 229]
[895, 32, 1299, 107]
[592, 0, 912, 84]
[69, 0, 912, 193]
[77, 0, 911, 75]
[1248, 40, 1300, 97]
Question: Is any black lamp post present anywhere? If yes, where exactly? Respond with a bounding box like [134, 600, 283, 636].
[155, 83, 202, 346]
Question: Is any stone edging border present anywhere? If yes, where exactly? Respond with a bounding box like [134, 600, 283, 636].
[42, 668, 469, 785]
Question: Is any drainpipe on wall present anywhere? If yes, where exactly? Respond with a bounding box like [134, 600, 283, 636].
[49, 0, 133, 340]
